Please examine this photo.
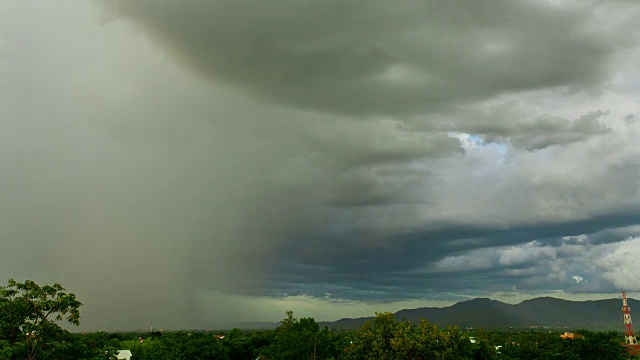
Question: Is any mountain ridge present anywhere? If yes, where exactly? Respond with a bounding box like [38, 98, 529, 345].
[318, 296, 633, 331]
[208, 296, 635, 331]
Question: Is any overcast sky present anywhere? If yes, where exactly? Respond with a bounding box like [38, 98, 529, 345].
[2, 0, 640, 330]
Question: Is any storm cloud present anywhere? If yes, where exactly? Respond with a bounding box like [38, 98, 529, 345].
[1, 0, 640, 329]
[101, 0, 628, 117]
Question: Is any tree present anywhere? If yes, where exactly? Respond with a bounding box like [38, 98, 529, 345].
[572, 330, 627, 360]
[265, 311, 337, 360]
[346, 312, 401, 360]
[0, 279, 82, 360]
[347, 312, 477, 360]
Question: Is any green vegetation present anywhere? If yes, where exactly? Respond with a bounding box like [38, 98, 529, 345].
[0, 279, 635, 359]
[0, 279, 83, 360]
[36, 315, 632, 360]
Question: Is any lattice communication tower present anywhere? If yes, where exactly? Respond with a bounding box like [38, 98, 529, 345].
[622, 291, 640, 355]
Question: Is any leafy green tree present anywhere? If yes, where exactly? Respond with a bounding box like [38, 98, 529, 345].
[469, 339, 493, 360]
[346, 312, 401, 360]
[440, 325, 474, 360]
[0, 279, 82, 360]
[265, 311, 337, 360]
[0, 340, 22, 360]
[347, 312, 476, 360]
[170, 332, 228, 360]
[248, 330, 275, 360]
[225, 328, 252, 360]
[573, 330, 627, 360]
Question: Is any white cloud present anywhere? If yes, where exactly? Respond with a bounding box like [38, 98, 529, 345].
[593, 238, 640, 291]
[431, 237, 640, 293]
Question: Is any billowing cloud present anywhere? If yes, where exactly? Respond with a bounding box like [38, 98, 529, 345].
[426, 236, 640, 294]
[440, 104, 611, 151]
[0, 0, 640, 330]
[99, 0, 634, 117]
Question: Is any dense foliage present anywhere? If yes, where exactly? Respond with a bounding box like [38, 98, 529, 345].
[0, 280, 635, 359]
[109, 321, 631, 360]
[0, 279, 83, 360]
[2, 312, 632, 359]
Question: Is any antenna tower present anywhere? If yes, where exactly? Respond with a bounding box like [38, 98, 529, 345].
[622, 291, 640, 355]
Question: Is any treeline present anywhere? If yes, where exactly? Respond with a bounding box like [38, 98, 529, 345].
[0, 279, 633, 359]
[3, 312, 632, 360]
[119, 312, 629, 360]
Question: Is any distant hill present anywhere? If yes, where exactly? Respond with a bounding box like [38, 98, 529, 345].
[319, 297, 636, 331]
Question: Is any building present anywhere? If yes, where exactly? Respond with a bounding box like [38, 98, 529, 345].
[116, 350, 132, 360]
[560, 332, 575, 339]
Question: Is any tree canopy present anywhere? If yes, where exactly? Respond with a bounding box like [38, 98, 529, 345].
[0, 279, 83, 360]
[0, 279, 634, 360]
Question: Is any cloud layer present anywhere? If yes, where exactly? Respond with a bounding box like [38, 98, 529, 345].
[102, 0, 631, 117]
[1, 0, 640, 329]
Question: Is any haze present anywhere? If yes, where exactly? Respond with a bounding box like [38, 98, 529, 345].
[1, 0, 640, 330]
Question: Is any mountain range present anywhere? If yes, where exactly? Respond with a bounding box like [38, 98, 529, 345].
[211, 296, 636, 331]
[318, 297, 635, 331]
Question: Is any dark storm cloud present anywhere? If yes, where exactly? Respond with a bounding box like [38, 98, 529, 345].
[101, 0, 625, 117]
[443, 106, 611, 150]
[302, 120, 462, 169]
[95, 0, 640, 312]
[2, 0, 640, 329]
[262, 206, 640, 300]
[508, 111, 610, 151]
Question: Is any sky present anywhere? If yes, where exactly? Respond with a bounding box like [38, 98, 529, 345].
[1, 0, 640, 330]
